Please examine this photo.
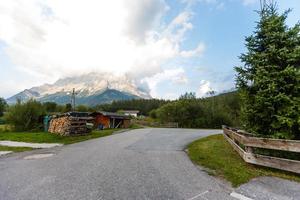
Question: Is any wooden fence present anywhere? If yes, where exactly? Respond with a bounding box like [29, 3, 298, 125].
[222, 126, 300, 174]
[132, 119, 179, 128]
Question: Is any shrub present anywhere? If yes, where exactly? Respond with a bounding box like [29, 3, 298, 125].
[4, 99, 46, 131]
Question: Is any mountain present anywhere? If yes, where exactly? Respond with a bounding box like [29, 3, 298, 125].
[7, 73, 151, 106]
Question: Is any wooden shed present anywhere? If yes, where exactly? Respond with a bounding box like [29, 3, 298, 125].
[90, 111, 131, 129]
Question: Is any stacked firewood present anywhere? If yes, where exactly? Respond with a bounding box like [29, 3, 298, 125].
[48, 116, 92, 136]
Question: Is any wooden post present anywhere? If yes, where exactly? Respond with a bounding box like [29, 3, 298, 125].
[245, 146, 253, 154]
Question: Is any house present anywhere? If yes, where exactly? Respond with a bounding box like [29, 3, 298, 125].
[122, 110, 140, 118]
[90, 111, 131, 129]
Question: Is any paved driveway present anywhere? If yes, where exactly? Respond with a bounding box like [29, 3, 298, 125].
[0, 128, 236, 200]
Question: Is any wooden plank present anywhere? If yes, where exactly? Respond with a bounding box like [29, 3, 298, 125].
[223, 128, 300, 153]
[223, 128, 246, 144]
[245, 137, 300, 153]
[244, 153, 300, 174]
[223, 134, 246, 159]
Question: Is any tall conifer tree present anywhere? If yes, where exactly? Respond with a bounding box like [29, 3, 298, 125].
[235, 2, 300, 139]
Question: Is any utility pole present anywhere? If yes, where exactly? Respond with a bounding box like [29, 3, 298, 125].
[71, 88, 77, 112]
[106, 80, 110, 90]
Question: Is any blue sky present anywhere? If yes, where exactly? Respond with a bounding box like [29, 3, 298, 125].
[0, 0, 299, 99]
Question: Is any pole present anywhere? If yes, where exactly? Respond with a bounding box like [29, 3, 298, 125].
[72, 88, 76, 111]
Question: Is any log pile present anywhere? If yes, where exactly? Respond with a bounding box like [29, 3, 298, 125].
[48, 116, 93, 136]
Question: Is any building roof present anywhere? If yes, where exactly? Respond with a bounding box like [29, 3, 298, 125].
[90, 111, 130, 119]
[122, 110, 139, 114]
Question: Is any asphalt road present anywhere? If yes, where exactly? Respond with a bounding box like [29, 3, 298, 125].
[0, 128, 236, 200]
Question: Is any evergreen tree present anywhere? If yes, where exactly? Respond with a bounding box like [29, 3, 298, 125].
[0, 97, 7, 117]
[235, 3, 300, 139]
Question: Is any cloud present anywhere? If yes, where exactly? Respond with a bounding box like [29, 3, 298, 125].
[142, 68, 188, 97]
[180, 43, 205, 58]
[124, 0, 169, 43]
[0, 0, 198, 82]
[164, 11, 193, 43]
[196, 80, 212, 97]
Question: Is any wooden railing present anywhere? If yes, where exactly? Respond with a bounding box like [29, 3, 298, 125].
[222, 126, 300, 174]
[132, 120, 179, 128]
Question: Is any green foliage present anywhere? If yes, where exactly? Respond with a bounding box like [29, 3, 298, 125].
[0, 97, 7, 117]
[76, 104, 89, 112]
[64, 103, 72, 112]
[4, 99, 46, 131]
[43, 102, 57, 113]
[94, 99, 169, 116]
[0, 145, 33, 153]
[149, 109, 157, 118]
[179, 92, 196, 100]
[235, 3, 300, 139]
[155, 92, 240, 128]
[188, 134, 300, 187]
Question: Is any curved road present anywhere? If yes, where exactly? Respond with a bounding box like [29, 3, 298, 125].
[0, 128, 235, 200]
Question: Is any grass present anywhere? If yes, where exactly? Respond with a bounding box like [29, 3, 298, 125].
[0, 129, 117, 145]
[0, 124, 13, 132]
[0, 145, 33, 152]
[187, 134, 300, 187]
[128, 123, 144, 129]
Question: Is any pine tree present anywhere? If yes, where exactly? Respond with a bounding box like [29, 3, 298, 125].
[235, 2, 300, 139]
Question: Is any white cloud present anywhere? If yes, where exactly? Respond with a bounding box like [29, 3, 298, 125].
[124, 0, 169, 43]
[196, 80, 212, 97]
[142, 68, 188, 98]
[0, 0, 199, 81]
[0, 0, 211, 99]
[164, 11, 194, 43]
[180, 43, 205, 58]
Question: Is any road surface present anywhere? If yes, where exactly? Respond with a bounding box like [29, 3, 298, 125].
[0, 128, 235, 200]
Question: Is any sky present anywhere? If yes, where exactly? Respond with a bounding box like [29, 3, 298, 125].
[0, 0, 299, 99]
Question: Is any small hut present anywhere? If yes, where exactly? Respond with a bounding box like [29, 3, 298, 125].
[90, 111, 130, 129]
[48, 112, 94, 136]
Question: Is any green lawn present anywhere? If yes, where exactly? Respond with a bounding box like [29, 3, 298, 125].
[0, 129, 117, 145]
[187, 134, 300, 187]
[0, 145, 33, 152]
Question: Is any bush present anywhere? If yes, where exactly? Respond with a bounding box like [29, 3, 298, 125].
[154, 92, 240, 129]
[4, 99, 46, 131]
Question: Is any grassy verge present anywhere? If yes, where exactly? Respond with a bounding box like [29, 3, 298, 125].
[187, 134, 300, 187]
[0, 129, 117, 145]
[0, 145, 33, 152]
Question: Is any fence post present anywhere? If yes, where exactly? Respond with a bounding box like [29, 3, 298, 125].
[245, 146, 253, 153]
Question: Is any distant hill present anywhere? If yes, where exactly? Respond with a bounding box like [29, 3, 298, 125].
[7, 72, 151, 106]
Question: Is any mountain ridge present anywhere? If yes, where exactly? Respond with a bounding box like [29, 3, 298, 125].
[7, 73, 151, 106]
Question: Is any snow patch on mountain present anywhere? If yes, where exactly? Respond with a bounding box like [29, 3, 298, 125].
[7, 72, 151, 104]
